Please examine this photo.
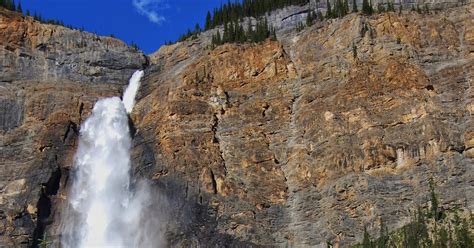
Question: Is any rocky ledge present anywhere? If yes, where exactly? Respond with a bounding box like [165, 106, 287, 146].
[0, 9, 147, 84]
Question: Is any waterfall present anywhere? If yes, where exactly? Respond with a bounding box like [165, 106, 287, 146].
[61, 70, 155, 247]
[123, 71, 144, 113]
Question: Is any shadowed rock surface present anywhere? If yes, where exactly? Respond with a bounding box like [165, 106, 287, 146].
[0, 3, 473, 247]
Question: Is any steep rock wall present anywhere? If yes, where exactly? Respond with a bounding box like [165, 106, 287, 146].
[134, 4, 474, 247]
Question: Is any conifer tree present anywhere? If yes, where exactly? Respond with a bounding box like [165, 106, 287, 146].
[306, 11, 311, 26]
[223, 21, 229, 43]
[270, 26, 277, 41]
[377, 219, 389, 247]
[326, 0, 332, 18]
[362, 0, 373, 15]
[216, 30, 222, 44]
[388, 1, 395, 11]
[306, 10, 316, 26]
[238, 24, 246, 42]
[212, 30, 223, 46]
[205, 11, 212, 30]
[194, 23, 201, 33]
[352, 0, 358, 12]
[3, 0, 12, 10]
[416, 4, 422, 14]
[130, 42, 139, 51]
[334, 0, 347, 18]
[335, 0, 342, 18]
[211, 33, 216, 46]
[377, 2, 386, 13]
[296, 22, 305, 32]
[16, 1, 21, 13]
[429, 178, 439, 220]
[362, 227, 372, 248]
[352, 43, 357, 59]
[316, 10, 324, 21]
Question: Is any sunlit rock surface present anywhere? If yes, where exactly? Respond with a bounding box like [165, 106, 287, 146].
[0, 9, 147, 84]
[136, 4, 474, 247]
[0, 3, 473, 247]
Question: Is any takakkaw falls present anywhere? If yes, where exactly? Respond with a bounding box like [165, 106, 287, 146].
[60, 71, 153, 247]
[0, 1, 473, 247]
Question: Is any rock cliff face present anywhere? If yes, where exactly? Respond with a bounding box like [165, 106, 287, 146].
[1, 3, 473, 248]
[137, 4, 474, 247]
[0, 9, 146, 246]
[0, 9, 147, 84]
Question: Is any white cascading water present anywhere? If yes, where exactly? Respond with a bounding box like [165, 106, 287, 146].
[123, 71, 144, 114]
[61, 70, 156, 247]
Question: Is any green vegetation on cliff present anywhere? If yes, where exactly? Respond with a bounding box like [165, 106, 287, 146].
[0, 0, 17, 12]
[353, 209, 473, 248]
[0, 0, 73, 28]
[179, 0, 291, 45]
[352, 180, 474, 248]
[210, 17, 276, 48]
[205, 0, 309, 30]
[180, 0, 309, 44]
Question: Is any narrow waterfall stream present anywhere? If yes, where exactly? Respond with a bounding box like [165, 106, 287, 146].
[61, 71, 156, 247]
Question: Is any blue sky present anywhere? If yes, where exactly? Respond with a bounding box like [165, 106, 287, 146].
[19, 0, 223, 54]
